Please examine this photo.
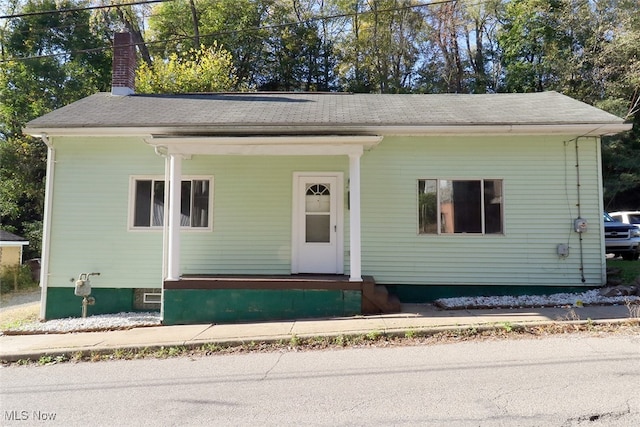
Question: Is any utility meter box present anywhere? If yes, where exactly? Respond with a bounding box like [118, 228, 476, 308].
[557, 244, 569, 257]
[574, 218, 588, 233]
[74, 279, 91, 297]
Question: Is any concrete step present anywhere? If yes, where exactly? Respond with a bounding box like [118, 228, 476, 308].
[362, 282, 401, 315]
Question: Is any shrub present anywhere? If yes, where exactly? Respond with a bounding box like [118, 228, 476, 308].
[0, 264, 37, 293]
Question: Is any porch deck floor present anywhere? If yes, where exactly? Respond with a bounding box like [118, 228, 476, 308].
[166, 274, 374, 290]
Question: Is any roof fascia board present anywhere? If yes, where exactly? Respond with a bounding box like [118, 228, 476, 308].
[145, 135, 382, 156]
[372, 123, 632, 136]
[24, 123, 631, 138]
[23, 127, 156, 138]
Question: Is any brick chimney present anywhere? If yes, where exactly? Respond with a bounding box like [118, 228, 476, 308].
[111, 32, 136, 96]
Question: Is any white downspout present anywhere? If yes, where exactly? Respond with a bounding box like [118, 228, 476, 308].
[39, 134, 54, 320]
[595, 136, 607, 285]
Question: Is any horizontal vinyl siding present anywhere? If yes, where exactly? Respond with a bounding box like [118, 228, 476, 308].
[49, 138, 349, 285]
[360, 136, 605, 287]
[181, 156, 348, 275]
[48, 137, 164, 289]
[48, 134, 604, 290]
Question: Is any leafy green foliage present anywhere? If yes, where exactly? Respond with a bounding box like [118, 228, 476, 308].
[0, 136, 46, 249]
[148, 0, 270, 89]
[0, 0, 112, 256]
[602, 114, 640, 210]
[497, 0, 639, 205]
[0, 264, 37, 293]
[594, 0, 640, 209]
[333, 0, 424, 93]
[135, 44, 237, 93]
[0, 0, 639, 239]
[498, 0, 569, 93]
[258, 2, 332, 91]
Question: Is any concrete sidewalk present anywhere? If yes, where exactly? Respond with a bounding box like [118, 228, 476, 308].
[0, 304, 635, 362]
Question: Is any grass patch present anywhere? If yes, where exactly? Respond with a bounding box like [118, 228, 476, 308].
[1, 280, 40, 331]
[365, 330, 382, 341]
[607, 259, 640, 285]
[404, 329, 417, 339]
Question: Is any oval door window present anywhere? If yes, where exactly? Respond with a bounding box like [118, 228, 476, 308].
[305, 184, 331, 242]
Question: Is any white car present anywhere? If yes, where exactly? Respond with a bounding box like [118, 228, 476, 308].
[609, 211, 640, 226]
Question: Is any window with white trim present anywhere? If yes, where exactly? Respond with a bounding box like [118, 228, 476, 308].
[130, 177, 212, 229]
[418, 179, 503, 234]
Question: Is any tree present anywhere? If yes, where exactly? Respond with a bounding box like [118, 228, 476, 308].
[601, 116, 640, 210]
[91, 0, 153, 66]
[425, 2, 465, 93]
[148, 0, 271, 89]
[259, 0, 334, 91]
[135, 44, 237, 93]
[368, 0, 422, 93]
[1, 0, 638, 219]
[460, 0, 503, 93]
[596, 0, 640, 209]
[497, 0, 639, 207]
[334, 0, 423, 93]
[0, 0, 112, 258]
[412, 0, 503, 94]
[334, 0, 372, 92]
[497, 0, 569, 93]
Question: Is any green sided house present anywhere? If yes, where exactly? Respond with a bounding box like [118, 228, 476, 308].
[23, 35, 631, 325]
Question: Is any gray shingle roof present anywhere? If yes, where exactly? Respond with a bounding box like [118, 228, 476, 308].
[0, 230, 28, 243]
[24, 91, 628, 135]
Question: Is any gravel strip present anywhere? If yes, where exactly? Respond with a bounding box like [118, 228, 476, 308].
[3, 288, 638, 335]
[436, 289, 640, 309]
[2, 312, 161, 334]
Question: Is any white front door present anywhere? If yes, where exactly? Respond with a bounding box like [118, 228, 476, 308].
[293, 173, 343, 274]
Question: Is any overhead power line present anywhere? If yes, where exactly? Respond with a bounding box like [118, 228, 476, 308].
[0, 0, 172, 20]
[0, 0, 459, 64]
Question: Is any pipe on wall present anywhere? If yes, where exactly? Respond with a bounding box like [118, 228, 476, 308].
[38, 134, 54, 320]
[574, 136, 595, 284]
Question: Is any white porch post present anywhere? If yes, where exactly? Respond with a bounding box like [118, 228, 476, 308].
[167, 154, 182, 280]
[349, 152, 362, 282]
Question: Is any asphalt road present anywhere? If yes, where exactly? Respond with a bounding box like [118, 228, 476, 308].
[1, 333, 639, 426]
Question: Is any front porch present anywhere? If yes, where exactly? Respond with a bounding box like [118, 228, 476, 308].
[150, 135, 389, 325]
[162, 275, 400, 325]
